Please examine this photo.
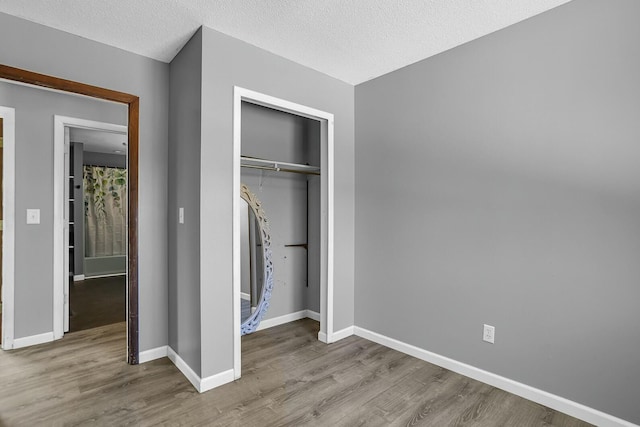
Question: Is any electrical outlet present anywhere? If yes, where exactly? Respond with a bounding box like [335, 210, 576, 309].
[483, 324, 495, 344]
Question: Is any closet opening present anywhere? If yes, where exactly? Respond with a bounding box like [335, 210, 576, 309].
[233, 87, 335, 379]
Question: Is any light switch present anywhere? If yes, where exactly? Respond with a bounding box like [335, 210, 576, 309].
[179, 207, 184, 224]
[26, 209, 40, 224]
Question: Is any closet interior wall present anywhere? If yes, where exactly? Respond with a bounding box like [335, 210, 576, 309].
[240, 102, 321, 321]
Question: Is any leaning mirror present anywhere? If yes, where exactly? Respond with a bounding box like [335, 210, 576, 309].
[240, 183, 274, 335]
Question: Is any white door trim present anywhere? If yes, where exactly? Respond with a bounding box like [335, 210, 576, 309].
[53, 116, 127, 340]
[1, 106, 16, 350]
[232, 86, 335, 379]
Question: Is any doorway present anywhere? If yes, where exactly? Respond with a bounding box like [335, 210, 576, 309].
[59, 122, 128, 334]
[0, 64, 140, 363]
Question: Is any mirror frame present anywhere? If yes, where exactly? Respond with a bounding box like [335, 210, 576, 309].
[240, 183, 274, 335]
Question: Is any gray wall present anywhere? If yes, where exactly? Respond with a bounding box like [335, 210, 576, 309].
[168, 29, 203, 375]
[200, 26, 355, 378]
[0, 12, 169, 352]
[239, 201, 251, 296]
[241, 102, 321, 319]
[83, 151, 127, 169]
[306, 120, 321, 314]
[0, 82, 126, 338]
[354, 0, 640, 424]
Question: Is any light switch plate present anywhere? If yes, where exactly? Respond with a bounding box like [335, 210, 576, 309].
[179, 207, 184, 224]
[26, 209, 41, 224]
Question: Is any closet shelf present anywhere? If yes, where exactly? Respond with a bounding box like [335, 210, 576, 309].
[241, 156, 320, 176]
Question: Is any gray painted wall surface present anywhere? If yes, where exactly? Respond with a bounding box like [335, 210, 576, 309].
[200, 26, 355, 378]
[306, 120, 321, 314]
[0, 12, 170, 352]
[241, 102, 321, 319]
[239, 201, 251, 296]
[355, 0, 640, 423]
[168, 29, 203, 376]
[242, 169, 309, 318]
[0, 82, 126, 338]
[306, 174, 321, 314]
[83, 151, 127, 169]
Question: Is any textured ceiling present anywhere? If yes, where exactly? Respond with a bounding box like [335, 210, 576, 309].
[0, 0, 572, 84]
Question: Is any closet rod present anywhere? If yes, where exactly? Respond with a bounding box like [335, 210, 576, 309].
[241, 164, 320, 176]
[240, 156, 320, 175]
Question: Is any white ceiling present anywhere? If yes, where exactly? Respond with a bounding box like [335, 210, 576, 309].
[70, 128, 127, 155]
[0, 0, 572, 85]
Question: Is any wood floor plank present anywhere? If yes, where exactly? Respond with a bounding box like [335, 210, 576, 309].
[0, 319, 594, 426]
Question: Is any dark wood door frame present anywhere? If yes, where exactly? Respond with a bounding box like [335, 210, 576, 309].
[0, 64, 140, 364]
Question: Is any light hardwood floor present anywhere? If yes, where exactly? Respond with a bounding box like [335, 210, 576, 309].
[0, 319, 592, 426]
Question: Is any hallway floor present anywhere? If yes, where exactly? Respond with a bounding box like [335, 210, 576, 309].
[69, 275, 125, 333]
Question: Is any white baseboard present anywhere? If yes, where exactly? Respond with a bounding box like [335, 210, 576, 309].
[73, 274, 85, 281]
[200, 368, 235, 393]
[306, 310, 320, 322]
[257, 309, 312, 331]
[329, 325, 354, 343]
[256, 309, 320, 331]
[253, 309, 340, 344]
[167, 347, 234, 393]
[354, 327, 636, 427]
[139, 345, 168, 363]
[167, 347, 201, 391]
[312, 313, 354, 344]
[240, 292, 250, 301]
[12, 332, 54, 349]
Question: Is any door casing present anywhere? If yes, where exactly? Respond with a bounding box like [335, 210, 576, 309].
[0, 64, 140, 364]
[54, 116, 128, 336]
[0, 106, 16, 350]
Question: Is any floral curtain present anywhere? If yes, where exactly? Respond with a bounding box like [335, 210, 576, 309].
[84, 166, 127, 257]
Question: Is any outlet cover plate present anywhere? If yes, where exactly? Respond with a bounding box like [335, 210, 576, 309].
[483, 324, 495, 344]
